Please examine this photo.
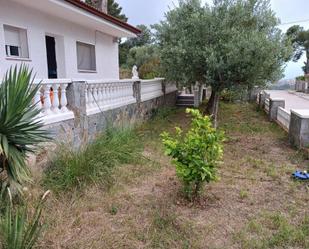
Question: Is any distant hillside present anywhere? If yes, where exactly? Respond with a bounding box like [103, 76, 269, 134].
[269, 79, 296, 90]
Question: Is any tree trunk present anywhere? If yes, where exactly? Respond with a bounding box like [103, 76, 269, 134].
[205, 90, 216, 114]
[194, 181, 202, 199]
[205, 89, 220, 128]
[212, 91, 220, 128]
[306, 50, 309, 74]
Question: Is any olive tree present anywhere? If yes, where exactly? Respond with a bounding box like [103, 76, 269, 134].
[286, 25, 309, 74]
[155, 0, 291, 126]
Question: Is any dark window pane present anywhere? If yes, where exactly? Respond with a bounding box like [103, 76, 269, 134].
[10, 46, 19, 56]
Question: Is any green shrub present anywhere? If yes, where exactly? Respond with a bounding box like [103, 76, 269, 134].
[119, 67, 132, 79]
[161, 109, 224, 199]
[139, 58, 161, 79]
[296, 74, 309, 81]
[220, 86, 249, 102]
[43, 127, 143, 194]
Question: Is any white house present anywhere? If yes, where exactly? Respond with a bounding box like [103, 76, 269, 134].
[0, 0, 140, 80]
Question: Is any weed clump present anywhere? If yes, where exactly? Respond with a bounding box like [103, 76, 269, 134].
[43, 128, 143, 194]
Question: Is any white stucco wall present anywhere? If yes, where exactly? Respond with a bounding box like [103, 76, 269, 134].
[0, 0, 120, 80]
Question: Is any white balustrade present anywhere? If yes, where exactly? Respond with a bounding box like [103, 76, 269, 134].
[33, 79, 74, 125]
[86, 79, 136, 115]
[32, 78, 168, 122]
[277, 107, 290, 131]
[141, 78, 164, 102]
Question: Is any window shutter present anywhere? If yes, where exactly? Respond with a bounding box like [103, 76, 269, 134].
[4, 26, 21, 47]
[77, 42, 96, 71]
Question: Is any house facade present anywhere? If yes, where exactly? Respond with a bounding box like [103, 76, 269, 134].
[0, 0, 140, 80]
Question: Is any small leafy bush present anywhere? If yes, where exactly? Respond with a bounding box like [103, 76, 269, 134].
[43, 127, 143, 194]
[220, 86, 249, 102]
[161, 109, 224, 199]
[296, 74, 309, 82]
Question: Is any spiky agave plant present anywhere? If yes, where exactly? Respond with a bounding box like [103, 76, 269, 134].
[0, 189, 50, 249]
[0, 65, 48, 190]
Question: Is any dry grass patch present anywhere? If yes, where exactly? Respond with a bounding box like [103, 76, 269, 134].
[30, 103, 309, 249]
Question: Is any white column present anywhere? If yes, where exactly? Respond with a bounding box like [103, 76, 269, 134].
[87, 84, 94, 108]
[110, 83, 115, 106]
[92, 84, 98, 108]
[101, 83, 107, 107]
[120, 83, 125, 104]
[125, 83, 130, 103]
[97, 84, 104, 106]
[51, 84, 60, 114]
[104, 83, 110, 108]
[60, 83, 68, 112]
[34, 86, 43, 114]
[85, 85, 89, 109]
[42, 85, 53, 115]
[114, 83, 120, 106]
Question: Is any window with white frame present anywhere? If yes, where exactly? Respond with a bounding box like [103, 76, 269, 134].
[76, 41, 96, 72]
[4, 25, 29, 58]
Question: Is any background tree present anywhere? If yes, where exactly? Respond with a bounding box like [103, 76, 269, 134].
[286, 25, 309, 74]
[108, 0, 128, 22]
[86, 0, 128, 22]
[125, 45, 160, 79]
[119, 25, 153, 66]
[155, 0, 291, 126]
[119, 25, 161, 79]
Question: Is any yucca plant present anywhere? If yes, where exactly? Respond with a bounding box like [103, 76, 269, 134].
[0, 65, 48, 190]
[0, 188, 50, 249]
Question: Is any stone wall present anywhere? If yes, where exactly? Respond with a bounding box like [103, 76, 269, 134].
[43, 81, 177, 148]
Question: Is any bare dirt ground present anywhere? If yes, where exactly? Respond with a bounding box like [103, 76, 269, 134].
[36, 102, 309, 249]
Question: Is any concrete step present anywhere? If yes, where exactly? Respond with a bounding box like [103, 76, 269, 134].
[177, 95, 194, 100]
[176, 94, 194, 107]
[176, 103, 195, 107]
[177, 99, 194, 103]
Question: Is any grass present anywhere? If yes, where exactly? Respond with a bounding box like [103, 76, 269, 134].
[219, 102, 285, 137]
[43, 127, 143, 194]
[234, 212, 309, 249]
[239, 189, 249, 199]
[32, 102, 309, 249]
[148, 203, 194, 249]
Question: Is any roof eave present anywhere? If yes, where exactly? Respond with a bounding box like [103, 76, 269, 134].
[64, 0, 141, 36]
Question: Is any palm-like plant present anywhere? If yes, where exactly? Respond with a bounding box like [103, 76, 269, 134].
[0, 189, 50, 249]
[0, 66, 48, 190]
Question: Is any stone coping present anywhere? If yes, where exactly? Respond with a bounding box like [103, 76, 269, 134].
[291, 109, 309, 118]
[269, 98, 285, 101]
[34, 78, 72, 84]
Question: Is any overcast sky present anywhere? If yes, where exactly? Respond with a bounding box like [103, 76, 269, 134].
[117, 0, 309, 80]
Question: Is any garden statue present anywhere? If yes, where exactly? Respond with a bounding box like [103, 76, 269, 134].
[132, 65, 139, 80]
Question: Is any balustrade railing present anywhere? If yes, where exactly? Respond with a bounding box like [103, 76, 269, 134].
[141, 78, 164, 102]
[32, 77, 177, 124]
[33, 79, 74, 125]
[86, 79, 136, 115]
[277, 107, 290, 131]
